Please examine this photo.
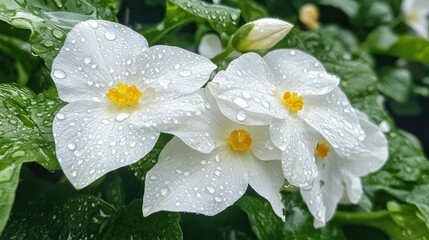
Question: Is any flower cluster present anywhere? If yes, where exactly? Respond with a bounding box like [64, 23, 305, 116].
[52, 19, 388, 227]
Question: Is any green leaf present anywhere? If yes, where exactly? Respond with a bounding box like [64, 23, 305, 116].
[377, 67, 412, 102]
[365, 26, 399, 52]
[373, 36, 429, 64]
[169, 0, 240, 36]
[0, 84, 63, 170]
[3, 194, 183, 239]
[0, 84, 63, 235]
[237, 194, 347, 239]
[0, 33, 37, 85]
[336, 202, 429, 240]
[352, 0, 394, 27]
[236, 0, 267, 22]
[0, 0, 120, 67]
[104, 200, 182, 240]
[319, 0, 359, 17]
[139, 0, 240, 45]
[0, 163, 21, 236]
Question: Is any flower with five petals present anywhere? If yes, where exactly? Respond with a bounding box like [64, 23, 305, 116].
[52, 20, 216, 189]
[300, 111, 388, 227]
[142, 90, 285, 220]
[208, 50, 364, 188]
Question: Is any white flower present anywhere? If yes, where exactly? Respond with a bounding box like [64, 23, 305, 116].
[231, 18, 294, 52]
[208, 50, 364, 188]
[402, 0, 429, 38]
[51, 20, 216, 189]
[300, 111, 388, 228]
[198, 33, 223, 59]
[143, 90, 285, 220]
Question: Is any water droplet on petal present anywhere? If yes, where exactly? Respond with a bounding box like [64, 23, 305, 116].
[56, 113, 65, 120]
[236, 111, 246, 121]
[179, 69, 192, 77]
[67, 143, 76, 151]
[53, 69, 66, 79]
[116, 113, 130, 122]
[233, 97, 248, 108]
[206, 186, 215, 194]
[290, 50, 296, 56]
[84, 57, 92, 64]
[104, 31, 116, 41]
[101, 119, 110, 125]
[88, 20, 98, 28]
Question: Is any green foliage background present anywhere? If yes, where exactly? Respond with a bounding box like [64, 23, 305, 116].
[0, 0, 429, 239]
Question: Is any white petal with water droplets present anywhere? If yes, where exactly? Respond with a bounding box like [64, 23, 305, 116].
[246, 155, 285, 220]
[131, 92, 205, 131]
[269, 117, 319, 188]
[143, 138, 248, 217]
[51, 20, 148, 102]
[165, 89, 233, 153]
[138, 45, 216, 96]
[264, 49, 339, 96]
[339, 113, 388, 176]
[53, 100, 159, 189]
[246, 125, 281, 161]
[208, 53, 285, 125]
[299, 88, 364, 156]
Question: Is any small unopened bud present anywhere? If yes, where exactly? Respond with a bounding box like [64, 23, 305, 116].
[299, 4, 320, 30]
[231, 18, 294, 52]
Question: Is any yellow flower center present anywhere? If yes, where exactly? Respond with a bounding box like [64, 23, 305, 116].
[283, 91, 304, 112]
[106, 83, 142, 107]
[315, 141, 330, 159]
[228, 129, 252, 152]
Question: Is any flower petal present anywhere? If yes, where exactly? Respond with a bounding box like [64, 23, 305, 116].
[247, 125, 281, 161]
[338, 113, 388, 178]
[208, 53, 285, 125]
[270, 118, 318, 188]
[246, 156, 285, 220]
[143, 138, 248, 217]
[341, 172, 363, 204]
[140, 45, 216, 96]
[264, 49, 339, 95]
[130, 92, 205, 131]
[165, 89, 233, 153]
[52, 20, 148, 102]
[301, 156, 344, 228]
[300, 88, 364, 156]
[198, 33, 223, 59]
[53, 100, 158, 189]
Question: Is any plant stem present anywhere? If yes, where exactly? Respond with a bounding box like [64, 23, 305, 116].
[211, 44, 235, 63]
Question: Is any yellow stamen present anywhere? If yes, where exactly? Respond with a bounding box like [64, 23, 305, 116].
[228, 129, 252, 152]
[283, 91, 304, 112]
[107, 83, 142, 107]
[315, 141, 330, 159]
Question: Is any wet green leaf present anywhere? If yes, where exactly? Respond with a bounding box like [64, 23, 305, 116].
[0, 0, 120, 67]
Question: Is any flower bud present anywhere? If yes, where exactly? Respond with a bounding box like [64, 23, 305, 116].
[231, 18, 293, 52]
[299, 4, 320, 30]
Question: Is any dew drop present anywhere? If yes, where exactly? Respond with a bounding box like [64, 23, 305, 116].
[233, 97, 248, 108]
[116, 113, 130, 122]
[101, 119, 110, 125]
[179, 69, 192, 77]
[88, 20, 98, 28]
[56, 113, 65, 120]
[53, 69, 66, 79]
[236, 111, 246, 121]
[289, 50, 296, 56]
[160, 188, 169, 196]
[206, 186, 215, 194]
[84, 57, 92, 64]
[67, 143, 76, 151]
[214, 196, 223, 203]
[104, 31, 116, 41]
